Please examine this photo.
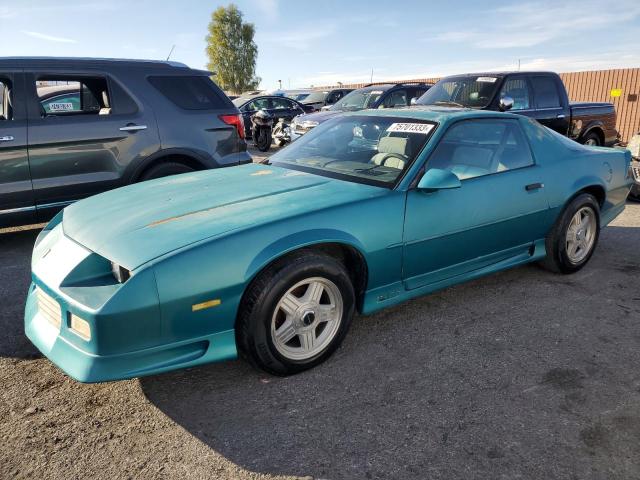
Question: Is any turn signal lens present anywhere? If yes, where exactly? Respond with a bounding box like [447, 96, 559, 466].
[219, 114, 245, 139]
[70, 314, 91, 341]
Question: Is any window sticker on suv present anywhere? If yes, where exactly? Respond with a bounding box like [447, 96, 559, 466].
[49, 102, 75, 112]
[477, 77, 497, 83]
[386, 122, 435, 134]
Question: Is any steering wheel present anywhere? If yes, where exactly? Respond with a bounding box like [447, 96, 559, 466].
[374, 153, 407, 167]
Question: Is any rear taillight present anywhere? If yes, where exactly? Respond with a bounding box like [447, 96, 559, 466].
[219, 114, 245, 140]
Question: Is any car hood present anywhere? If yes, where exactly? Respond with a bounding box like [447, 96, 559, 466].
[295, 109, 345, 124]
[62, 163, 383, 270]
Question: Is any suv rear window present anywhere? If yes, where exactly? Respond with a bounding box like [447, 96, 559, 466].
[149, 75, 228, 110]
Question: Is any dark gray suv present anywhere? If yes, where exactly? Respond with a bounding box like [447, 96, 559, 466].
[0, 57, 250, 228]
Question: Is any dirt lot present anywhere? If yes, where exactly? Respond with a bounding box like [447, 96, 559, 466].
[1, 165, 639, 479]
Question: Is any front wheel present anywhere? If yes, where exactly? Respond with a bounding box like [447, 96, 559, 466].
[539, 193, 600, 274]
[236, 250, 355, 375]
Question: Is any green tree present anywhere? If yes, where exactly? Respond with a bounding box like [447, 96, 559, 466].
[205, 4, 260, 93]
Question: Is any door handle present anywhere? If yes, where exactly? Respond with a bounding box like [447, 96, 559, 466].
[525, 182, 544, 191]
[0, 135, 14, 142]
[556, 114, 566, 119]
[119, 124, 147, 132]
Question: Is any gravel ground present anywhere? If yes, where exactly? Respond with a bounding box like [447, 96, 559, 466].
[1, 182, 639, 479]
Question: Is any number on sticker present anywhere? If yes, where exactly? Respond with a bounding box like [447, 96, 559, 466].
[386, 123, 434, 134]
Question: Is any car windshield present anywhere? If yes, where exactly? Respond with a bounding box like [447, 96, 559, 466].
[330, 88, 386, 111]
[416, 75, 501, 108]
[270, 115, 436, 187]
[303, 91, 328, 103]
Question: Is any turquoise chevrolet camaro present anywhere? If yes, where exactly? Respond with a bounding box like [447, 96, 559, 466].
[25, 108, 632, 382]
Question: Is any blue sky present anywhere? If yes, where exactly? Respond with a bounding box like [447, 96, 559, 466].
[1, 0, 639, 90]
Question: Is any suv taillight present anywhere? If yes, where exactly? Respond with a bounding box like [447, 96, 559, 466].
[219, 114, 245, 140]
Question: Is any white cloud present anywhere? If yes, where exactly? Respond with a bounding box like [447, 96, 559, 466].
[430, 0, 640, 49]
[249, 0, 279, 22]
[22, 31, 77, 44]
[258, 25, 336, 51]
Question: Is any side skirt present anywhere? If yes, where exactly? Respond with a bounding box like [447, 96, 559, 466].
[361, 238, 547, 315]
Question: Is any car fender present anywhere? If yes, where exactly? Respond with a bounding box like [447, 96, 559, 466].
[577, 120, 604, 142]
[125, 147, 214, 183]
[245, 228, 368, 283]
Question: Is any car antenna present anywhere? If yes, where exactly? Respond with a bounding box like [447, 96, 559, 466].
[166, 45, 176, 61]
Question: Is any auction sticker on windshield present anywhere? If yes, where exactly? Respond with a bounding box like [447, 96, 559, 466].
[386, 123, 434, 134]
[477, 77, 497, 83]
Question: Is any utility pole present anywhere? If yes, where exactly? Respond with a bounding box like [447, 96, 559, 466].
[518, 59, 521, 71]
[370, 68, 373, 83]
[278, 79, 282, 90]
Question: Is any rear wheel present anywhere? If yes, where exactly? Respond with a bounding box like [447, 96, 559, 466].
[540, 193, 600, 274]
[255, 129, 272, 152]
[237, 250, 355, 375]
[139, 162, 194, 181]
[582, 132, 601, 146]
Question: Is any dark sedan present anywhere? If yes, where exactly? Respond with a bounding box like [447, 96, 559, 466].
[233, 95, 314, 138]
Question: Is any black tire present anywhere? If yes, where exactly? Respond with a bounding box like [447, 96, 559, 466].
[582, 132, 601, 147]
[256, 130, 272, 152]
[539, 193, 600, 274]
[139, 162, 195, 181]
[236, 250, 355, 376]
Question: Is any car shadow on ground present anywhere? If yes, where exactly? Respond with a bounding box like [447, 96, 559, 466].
[0, 227, 41, 359]
[140, 221, 640, 479]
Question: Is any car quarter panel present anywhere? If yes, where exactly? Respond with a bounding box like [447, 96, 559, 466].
[521, 118, 631, 223]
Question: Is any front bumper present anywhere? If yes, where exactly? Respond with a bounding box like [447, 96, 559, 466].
[24, 225, 238, 383]
[25, 285, 236, 382]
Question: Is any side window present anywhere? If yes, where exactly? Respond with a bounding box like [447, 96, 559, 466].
[427, 119, 534, 180]
[0, 79, 11, 121]
[271, 97, 293, 110]
[499, 78, 531, 110]
[531, 76, 561, 108]
[246, 98, 270, 111]
[36, 77, 110, 117]
[409, 88, 428, 104]
[382, 89, 408, 108]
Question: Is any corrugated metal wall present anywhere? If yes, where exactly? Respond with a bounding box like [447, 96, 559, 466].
[319, 69, 640, 142]
[559, 69, 640, 143]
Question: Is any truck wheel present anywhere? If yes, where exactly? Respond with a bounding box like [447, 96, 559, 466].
[539, 193, 600, 274]
[139, 162, 194, 181]
[582, 132, 601, 146]
[236, 250, 355, 376]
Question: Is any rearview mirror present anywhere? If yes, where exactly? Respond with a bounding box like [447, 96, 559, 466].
[410, 97, 417, 105]
[499, 96, 514, 111]
[417, 168, 461, 191]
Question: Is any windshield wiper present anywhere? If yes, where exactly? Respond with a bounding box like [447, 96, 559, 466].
[433, 100, 465, 108]
[354, 164, 391, 176]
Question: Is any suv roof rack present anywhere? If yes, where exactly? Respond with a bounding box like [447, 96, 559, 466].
[361, 80, 432, 88]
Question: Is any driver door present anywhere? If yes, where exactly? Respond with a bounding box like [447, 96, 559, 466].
[402, 118, 550, 289]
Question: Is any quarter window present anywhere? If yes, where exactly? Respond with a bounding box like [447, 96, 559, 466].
[0, 80, 11, 120]
[149, 75, 228, 110]
[427, 119, 534, 180]
[499, 78, 531, 110]
[531, 76, 561, 108]
[36, 77, 110, 117]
